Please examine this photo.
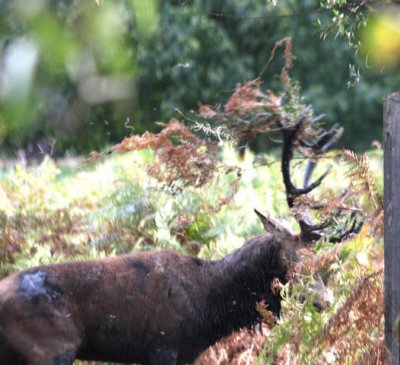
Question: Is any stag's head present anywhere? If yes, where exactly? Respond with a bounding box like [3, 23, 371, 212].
[255, 116, 363, 312]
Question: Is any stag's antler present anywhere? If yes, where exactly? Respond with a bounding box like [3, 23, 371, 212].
[279, 117, 363, 243]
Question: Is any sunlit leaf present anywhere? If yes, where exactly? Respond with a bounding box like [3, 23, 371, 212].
[131, 0, 159, 39]
[362, 11, 400, 69]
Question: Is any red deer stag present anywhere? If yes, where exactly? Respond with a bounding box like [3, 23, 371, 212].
[0, 118, 361, 365]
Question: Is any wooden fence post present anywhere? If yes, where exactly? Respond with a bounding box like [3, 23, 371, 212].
[384, 92, 400, 364]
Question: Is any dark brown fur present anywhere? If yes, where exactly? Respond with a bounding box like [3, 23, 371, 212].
[0, 233, 290, 365]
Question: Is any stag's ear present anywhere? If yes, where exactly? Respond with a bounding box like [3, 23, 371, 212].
[254, 209, 273, 231]
[254, 209, 294, 239]
[254, 209, 299, 265]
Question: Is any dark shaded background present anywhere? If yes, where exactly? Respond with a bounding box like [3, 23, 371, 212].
[0, 0, 397, 157]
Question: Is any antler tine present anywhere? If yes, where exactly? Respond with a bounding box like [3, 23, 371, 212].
[299, 122, 363, 243]
[298, 219, 329, 243]
[309, 114, 325, 125]
[303, 124, 343, 188]
[328, 211, 364, 243]
[300, 123, 343, 151]
[299, 212, 363, 243]
[281, 117, 331, 208]
[279, 117, 362, 244]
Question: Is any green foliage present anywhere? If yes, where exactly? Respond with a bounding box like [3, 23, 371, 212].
[0, 0, 152, 152]
[0, 142, 383, 363]
[318, 0, 370, 51]
[260, 235, 383, 364]
[0, 148, 278, 275]
[136, 0, 397, 151]
[0, 0, 397, 155]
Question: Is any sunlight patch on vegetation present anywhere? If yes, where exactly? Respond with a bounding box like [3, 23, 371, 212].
[362, 11, 400, 69]
[0, 145, 383, 364]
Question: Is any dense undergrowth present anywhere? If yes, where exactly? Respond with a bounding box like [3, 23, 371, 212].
[0, 141, 384, 364]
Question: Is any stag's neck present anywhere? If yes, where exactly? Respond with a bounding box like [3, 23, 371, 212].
[199, 235, 289, 339]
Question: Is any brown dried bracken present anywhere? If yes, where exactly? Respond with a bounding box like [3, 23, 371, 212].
[339, 149, 378, 208]
[338, 149, 383, 237]
[256, 300, 278, 328]
[115, 119, 220, 189]
[315, 270, 385, 364]
[194, 326, 268, 365]
[260, 37, 294, 86]
[113, 119, 242, 213]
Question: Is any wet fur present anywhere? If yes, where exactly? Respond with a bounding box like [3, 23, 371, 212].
[0, 234, 289, 365]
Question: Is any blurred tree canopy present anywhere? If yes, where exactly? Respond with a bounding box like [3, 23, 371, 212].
[0, 0, 398, 155]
